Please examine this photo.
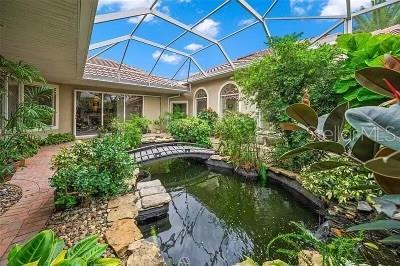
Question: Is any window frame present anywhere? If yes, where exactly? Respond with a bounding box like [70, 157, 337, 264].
[73, 89, 148, 137]
[218, 82, 240, 116]
[193, 87, 209, 116]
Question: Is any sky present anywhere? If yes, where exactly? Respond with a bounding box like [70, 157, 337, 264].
[89, 0, 374, 80]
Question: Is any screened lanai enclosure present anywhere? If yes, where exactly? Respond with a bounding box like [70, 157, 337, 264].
[88, 0, 400, 87]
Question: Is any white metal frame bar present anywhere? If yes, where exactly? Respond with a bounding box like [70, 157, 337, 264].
[237, 0, 271, 38]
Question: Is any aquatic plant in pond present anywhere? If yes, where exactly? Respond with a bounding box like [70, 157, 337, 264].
[142, 159, 318, 265]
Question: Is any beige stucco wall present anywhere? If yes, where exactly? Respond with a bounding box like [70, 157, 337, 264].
[46, 74, 258, 136]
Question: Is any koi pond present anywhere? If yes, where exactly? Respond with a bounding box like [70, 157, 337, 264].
[141, 159, 319, 265]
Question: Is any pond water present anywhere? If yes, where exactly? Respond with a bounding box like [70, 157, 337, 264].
[142, 159, 319, 265]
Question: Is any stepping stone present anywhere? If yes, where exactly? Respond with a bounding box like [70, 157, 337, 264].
[141, 193, 171, 209]
[105, 219, 143, 256]
[108, 203, 138, 222]
[137, 204, 169, 223]
[136, 179, 162, 190]
[127, 239, 165, 266]
[139, 186, 166, 197]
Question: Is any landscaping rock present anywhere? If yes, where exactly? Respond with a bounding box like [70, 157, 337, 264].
[357, 201, 373, 212]
[0, 184, 22, 215]
[105, 219, 143, 256]
[262, 260, 289, 266]
[141, 193, 171, 209]
[298, 250, 323, 266]
[139, 186, 166, 197]
[108, 193, 136, 209]
[107, 203, 138, 222]
[127, 239, 165, 266]
[136, 179, 162, 190]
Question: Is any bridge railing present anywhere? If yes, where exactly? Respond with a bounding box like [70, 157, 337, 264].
[127, 141, 207, 154]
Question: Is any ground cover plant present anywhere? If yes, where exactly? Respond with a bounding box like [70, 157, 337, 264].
[50, 135, 134, 208]
[39, 133, 75, 146]
[167, 116, 211, 147]
[7, 230, 120, 266]
[334, 32, 400, 106]
[234, 35, 343, 171]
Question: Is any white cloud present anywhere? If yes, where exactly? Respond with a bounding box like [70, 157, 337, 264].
[152, 50, 181, 64]
[289, 0, 317, 15]
[238, 18, 256, 27]
[184, 43, 203, 51]
[98, 0, 168, 24]
[193, 18, 220, 38]
[320, 0, 371, 15]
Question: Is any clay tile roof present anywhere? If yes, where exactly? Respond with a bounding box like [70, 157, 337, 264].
[84, 58, 188, 90]
[188, 49, 271, 82]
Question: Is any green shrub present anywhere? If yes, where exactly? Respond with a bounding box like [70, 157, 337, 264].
[197, 108, 218, 134]
[216, 112, 259, 169]
[234, 35, 343, 171]
[7, 230, 120, 266]
[39, 133, 75, 146]
[109, 116, 143, 149]
[50, 135, 135, 208]
[300, 159, 382, 204]
[167, 117, 211, 147]
[334, 33, 400, 106]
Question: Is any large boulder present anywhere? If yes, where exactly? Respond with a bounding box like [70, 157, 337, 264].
[105, 219, 143, 256]
[127, 239, 165, 266]
[298, 250, 323, 266]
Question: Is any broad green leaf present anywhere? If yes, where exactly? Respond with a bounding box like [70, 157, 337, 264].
[376, 195, 400, 205]
[80, 244, 107, 263]
[309, 160, 355, 172]
[91, 258, 121, 266]
[279, 122, 307, 132]
[381, 235, 400, 245]
[355, 67, 400, 98]
[347, 220, 400, 232]
[351, 134, 379, 162]
[345, 104, 400, 151]
[286, 103, 318, 130]
[57, 258, 87, 266]
[51, 250, 67, 266]
[66, 235, 98, 260]
[365, 55, 384, 67]
[44, 238, 65, 266]
[356, 88, 386, 102]
[8, 244, 22, 262]
[279, 141, 345, 160]
[323, 102, 350, 141]
[365, 151, 400, 179]
[9, 230, 55, 266]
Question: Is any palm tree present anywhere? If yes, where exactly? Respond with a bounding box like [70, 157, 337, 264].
[354, 0, 400, 32]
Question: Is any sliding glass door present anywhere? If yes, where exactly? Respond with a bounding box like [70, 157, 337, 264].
[75, 90, 144, 136]
[75, 91, 102, 136]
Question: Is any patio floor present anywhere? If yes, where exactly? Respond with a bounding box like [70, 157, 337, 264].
[0, 145, 63, 263]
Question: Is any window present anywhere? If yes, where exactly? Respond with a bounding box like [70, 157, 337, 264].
[24, 85, 57, 127]
[103, 94, 124, 129]
[194, 88, 207, 115]
[74, 90, 145, 136]
[220, 83, 239, 114]
[125, 95, 143, 119]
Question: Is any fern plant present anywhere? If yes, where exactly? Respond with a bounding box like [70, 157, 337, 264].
[267, 222, 364, 266]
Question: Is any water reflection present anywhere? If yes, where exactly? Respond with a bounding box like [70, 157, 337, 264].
[143, 159, 318, 265]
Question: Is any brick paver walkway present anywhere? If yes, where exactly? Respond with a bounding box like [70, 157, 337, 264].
[0, 145, 61, 262]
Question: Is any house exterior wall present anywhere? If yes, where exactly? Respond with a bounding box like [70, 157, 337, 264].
[32, 74, 258, 136]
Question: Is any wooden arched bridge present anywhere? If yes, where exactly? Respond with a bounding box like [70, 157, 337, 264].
[130, 142, 215, 165]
